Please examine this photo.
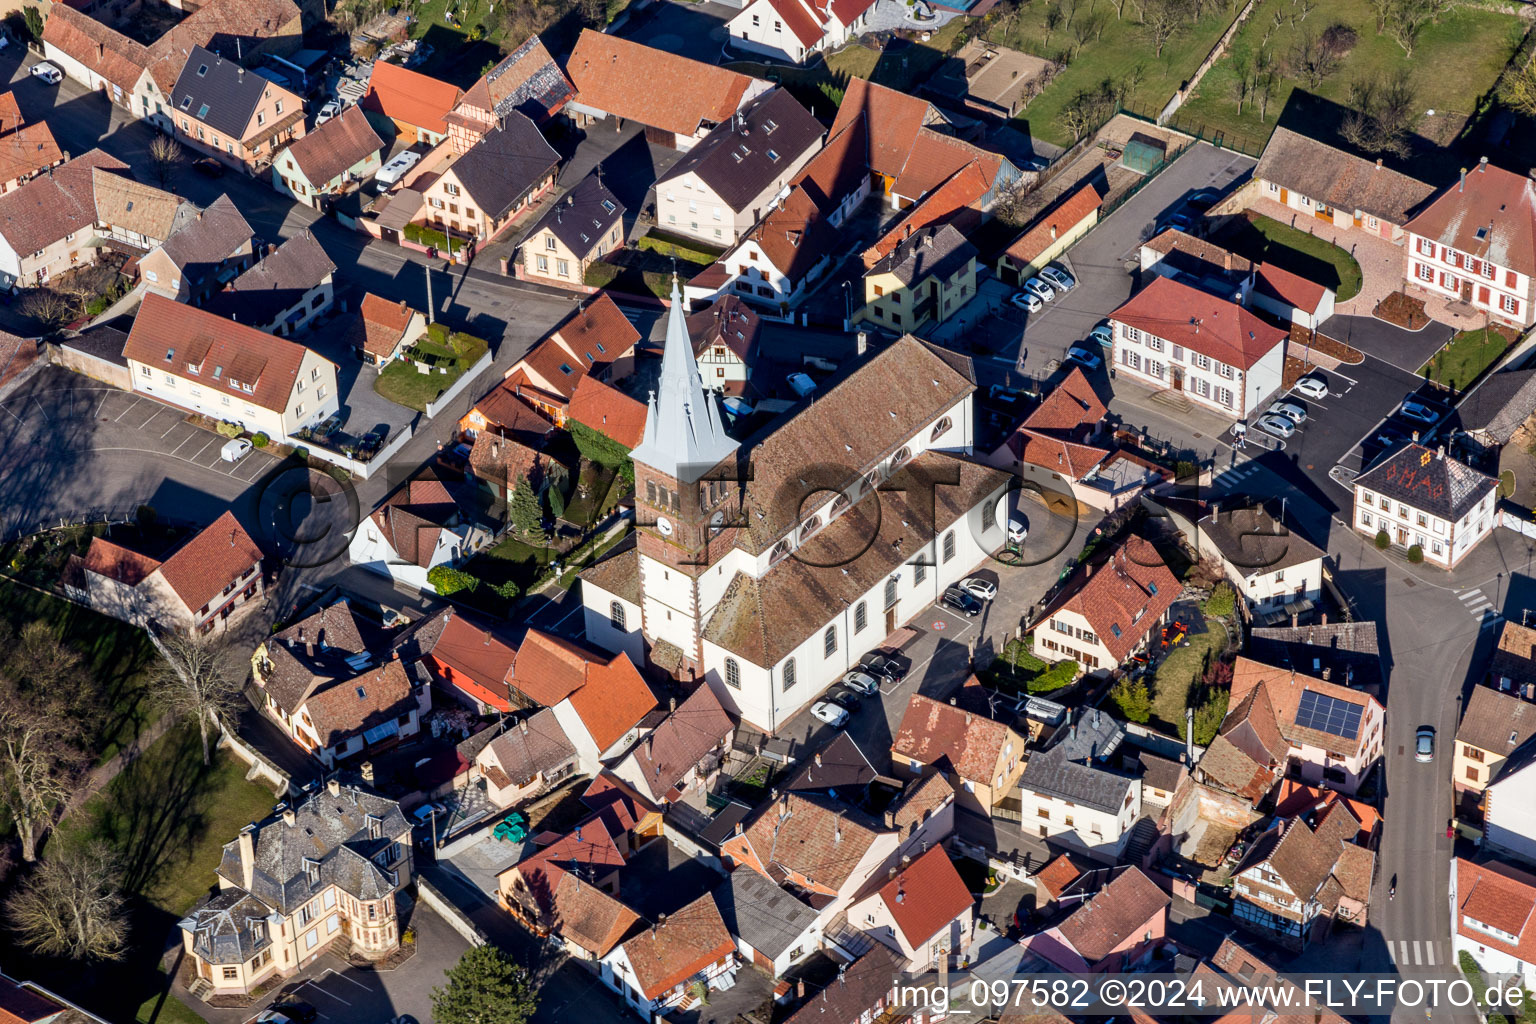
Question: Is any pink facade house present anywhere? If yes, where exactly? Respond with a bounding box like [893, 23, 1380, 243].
[1025, 867, 1169, 973]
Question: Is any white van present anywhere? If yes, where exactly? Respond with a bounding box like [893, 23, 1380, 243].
[220, 438, 252, 462]
[375, 150, 422, 192]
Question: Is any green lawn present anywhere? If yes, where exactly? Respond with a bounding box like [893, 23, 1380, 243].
[1421, 328, 1511, 391]
[564, 460, 618, 529]
[1214, 213, 1362, 300]
[457, 533, 560, 613]
[374, 327, 489, 412]
[1176, 0, 1520, 153]
[981, 0, 1243, 147]
[1152, 618, 1228, 730]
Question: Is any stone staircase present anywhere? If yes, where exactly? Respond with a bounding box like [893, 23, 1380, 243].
[1148, 389, 1193, 413]
[186, 978, 213, 1003]
[1124, 816, 1160, 866]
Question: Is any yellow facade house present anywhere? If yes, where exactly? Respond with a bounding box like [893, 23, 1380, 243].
[858, 224, 977, 333]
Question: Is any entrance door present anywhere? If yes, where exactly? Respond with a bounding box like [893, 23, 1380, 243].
[886, 607, 897, 634]
[1462, 280, 1474, 302]
[1279, 188, 1289, 204]
[1397, 527, 1409, 546]
[1171, 368, 1184, 391]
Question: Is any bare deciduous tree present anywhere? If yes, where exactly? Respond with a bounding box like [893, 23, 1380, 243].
[1504, 57, 1536, 118]
[1286, 30, 1342, 88]
[1340, 70, 1417, 157]
[1043, 2, 1064, 43]
[1142, 0, 1184, 58]
[7, 844, 129, 960]
[151, 632, 242, 767]
[1385, 0, 1432, 57]
[148, 134, 183, 190]
[21, 289, 77, 331]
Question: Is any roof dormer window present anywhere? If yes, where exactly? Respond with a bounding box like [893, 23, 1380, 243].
[601, 199, 616, 214]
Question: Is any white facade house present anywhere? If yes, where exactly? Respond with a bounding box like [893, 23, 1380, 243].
[1187, 504, 1326, 613]
[1028, 537, 1181, 675]
[1451, 857, 1536, 988]
[1352, 443, 1498, 570]
[726, 0, 876, 64]
[1109, 275, 1287, 422]
[348, 471, 496, 593]
[1484, 748, 1536, 863]
[1020, 749, 1142, 858]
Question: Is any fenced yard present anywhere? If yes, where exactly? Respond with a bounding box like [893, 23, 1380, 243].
[373, 324, 489, 412]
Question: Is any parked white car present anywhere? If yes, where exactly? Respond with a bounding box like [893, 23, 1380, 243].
[1009, 291, 1043, 314]
[1008, 517, 1028, 543]
[1266, 399, 1307, 425]
[316, 99, 343, 125]
[1293, 376, 1328, 400]
[1040, 266, 1076, 291]
[31, 62, 63, 85]
[1066, 346, 1102, 370]
[811, 701, 849, 727]
[1024, 277, 1057, 302]
[960, 576, 998, 601]
[1089, 323, 1114, 347]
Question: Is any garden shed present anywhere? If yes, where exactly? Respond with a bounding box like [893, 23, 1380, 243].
[1121, 133, 1167, 174]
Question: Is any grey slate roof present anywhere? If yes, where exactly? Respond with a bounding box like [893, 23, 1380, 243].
[865, 223, 976, 286]
[1199, 502, 1326, 576]
[159, 194, 254, 277]
[656, 88, 823, 213]
[785, 732, 879, 793]
[208, 231, 335, 330]
[449, 113, 560, 221]
[522, 172, 623, 257]
[1136, 751, 1185, 792]
[61, 320, 130, 366]
[171, 48, 271, 141]
[178, 889, 274, 966]
[1355, 443, 1496, 523]
[1458, 367, 1536, 444]
[1254, 126, 1435, 225]
[216, 784, 409, 916]
[1019, 742, 1135, 814]
[712, 867, 818, 960]
[1056, 707, 1124, 763]
[1247, 621, 1384, 691]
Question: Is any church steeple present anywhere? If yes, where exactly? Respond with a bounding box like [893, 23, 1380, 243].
[630, 277, 738, 484]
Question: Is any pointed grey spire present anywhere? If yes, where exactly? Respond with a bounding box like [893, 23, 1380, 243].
[630, 277, 738, 484]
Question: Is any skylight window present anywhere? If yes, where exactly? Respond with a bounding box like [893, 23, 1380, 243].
[213, 365, 223, 379]
[1476, 227, 1489, 240]
[559, 363, 573, 374]
[1111, 624, 1122, 638]
[601, 199, 616, 214]
[126, 201, 134, 212]
[197, 104, 210, 119]
[180, 96, 192, 110]
[764, 119, 778, 134]
[197, 64, 208, 77]
[164, 347, 174, 361]
[768, 149, 780, 162]
[1148, 581, 1158, 594]
[356, 686, 367, 699]
[595, 342, 606, 353]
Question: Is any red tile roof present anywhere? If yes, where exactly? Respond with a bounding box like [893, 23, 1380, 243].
[0, 148, 127, 256]
[41, 6, 149, 96]
[511, 629, 593, 706]
[124, 293, 319, 414]
[1255, 262, 1328, 313]
[566, 30, 754, 138]
[429, 611, 518, 705]
[361, 61, 463, 137]
[156, 510, 263, 612]
[284, 105, 383, 187]
[746, 185, 839, 282]
[0, 975, 65, 1024]
[467, 380, 557, 438]
[1012, 432, 1110, 478]
[303, 660, 413, 748]
[892, 129, 1000, 202]
[619, 893, 734, 1000]
[1037, 537, 1180, 663]
[1110, 275, 1288, 371]
[863, 161, 987, 265]
[1025, 367, 1106, 431]
[1230, 656, 1381, 756]
[81, 536, 162, 586]
[0, 92, 22, 136]
[568, 374, 646, 448]
[0, 122, 62, 186]
[1034, 854, 1083, 899]
[893, 692, 1016, 786]
[831, 78, 935, 179]
[350, 292, 418, 358]
[1004, 181, 1103, 266]
[553, 293, 641, 374]
[1054, 867, 1169, 963]
[625, 682, 733, 802]
[795, 114, 868, 212]
[567, 651, 656, 752]
[879, 844, 973, 947]
[1406, 161, 1536, 275]
[761, 0, 825, 49]
[1456, 857, 1536, 961]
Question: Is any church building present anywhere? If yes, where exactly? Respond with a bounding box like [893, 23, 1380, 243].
[578, 279, 1013, 733]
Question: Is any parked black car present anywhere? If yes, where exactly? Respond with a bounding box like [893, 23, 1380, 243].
[941, 587, 983, 618]
[193, 157, 225, 178]
[858, 649, 910, 684]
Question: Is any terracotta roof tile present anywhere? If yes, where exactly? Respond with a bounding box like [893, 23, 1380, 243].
[1255, 261, 1328, 312]
[0, 91, 22, 135]
[484, 707, 576, 783]
[425, 610, 518, 703]
[456, 34, 574, 124]
[566, 30, 754, 137]
[1408, 160, 1536, 273]
[80, 536, 163, 585]
[624, 682, 732, 801]
[1110, 275, 1287, 372]
[0, 121, 61, 186]
[1456, 857, 1536, 958]
[735, 791, 887, 891]
[0, 148, 127, 256]
[545, 867, 639, 957]
[1004, 181, 1102, 266]
[92, 167, 183, 242]
[361, 61, 462, 136]
[864, 161, 986, 266]
[1054, 867, 1168, 963]
[1230, 656, 1381, 756]
[511, 629, 594, 706]
[795, 114, 868, 211]
[154, 510, 263, 611]
[618, 893, 734, 1000]
[1036, 537, 1180, 663]
[554, 294, 641, 373]
[467, 380, 557, 440]
[1457, 684, 1536, 755]
[1256, 126, 1434, 226]
[567, 651, 657, 752]
[302, 660, 413, 748]
[41, 6, 149, 96]
[878, 844, 973, 946]
[283, 105, 383, 187]
[890, 770, 955, 834]
[348, 293, 418, 358]
[831, 78, 937, 178]
[893, 128, 1001, 200]
[893, 693, 1016, 786]
[1033, 854, 1083, 899]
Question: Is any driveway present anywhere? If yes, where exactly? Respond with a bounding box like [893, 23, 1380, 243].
[617, 0, 735, 64]
[1244, 194, 1408, 317]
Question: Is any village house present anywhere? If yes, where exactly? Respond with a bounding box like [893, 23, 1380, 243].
[90, 168, 186, 253]
[272, 106, 384, 211]
[609, 682, 733, 805]
[713, 866, 822, 977]
[138, 195, 256, 304]
[778, 946, 909, 1024]
[0, 114, 63, 195]
[654, 88, 823, 246]
[347, 468, 497, 594]
[1025, 867, 1170, 972]
[414, 114, 559, 245]
[498, 819, 638, 960]
[345, 293, 428, 366]
[890, 692, 1025, 817]
[1031, 854, 1084, 912]
[997, 182, 1103, 285]
[398, 607, 520, 714]
[169, 47, 306, 177]
[457, 377, 557, 444]
[567, 375, 648, 450]
[564, 30, 768, 150]
[1457, 367, 1536, 451]
[178, 780, 411, 996]
[359, 61, 462, 147]
[61, 510, 263, 637]
[725, 0, 877, 63]
[492, 294, 641, 425]
[689, 296, 761, 395]
[1028, 536, 1181, 674]
[845, 844, 974, 971]
[1140, 228, 1254, 293]
[1247, 619, 1386, 693]
[1405, 158, 1536, 328]
[1018, 708, 1142, 857]
[444, 35, 575, 153]
[1137, 752, 1186, 809]
[1253, 126, 1434, 242]
[1110, 275, 1288, 421]
[1197, 682, 1290, 807]
[1482, 740, 1536, 863]
[207, 231, 336, 336]
[1230, 805, 1374, 950]
[465, 429, 562, 507]
[1451, 856, 1536, 988]
[515, 630, 658, 773]
[122, 294, 340, 438]
[1456, 625, 1536, 817]
[599, 893, 737, 1018]
[858, 223, 978, 333]
[721, 791, 897, 913]
[1250, 262, 1336, 331]
[471, 709, 579, 808]
[1352, 442, 1498, 569]
[519, 172, 624, 287]
[0, 149, 127, 287]
[687, 184, 838, 312]
[1183, 501, 1326, 616]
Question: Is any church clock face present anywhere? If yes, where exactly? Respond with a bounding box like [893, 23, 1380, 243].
[656, 516, 674, 537]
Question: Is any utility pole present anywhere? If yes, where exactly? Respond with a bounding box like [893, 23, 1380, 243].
[425, 261, 435, 324]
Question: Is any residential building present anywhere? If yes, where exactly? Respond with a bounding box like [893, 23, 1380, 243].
[1202, 936, 1351, 1024]
[564, 30, 768, 150]
[347, 469, 497, 594]
[1185, 502, 1326, 614]
[207, 231, 336, 336]
[359, 62, 462, 147]
[1451, 856, 1536, 988]
[1247, 619, 1386, 694]
[1109, 275, 1288, 420]
[1352, 442, 1498, 569]
[1405, 159, 1536, 328]
[61, 510, 263, 636]
[1028, 536, 1181, 674]
[1019, 709, 1142, 857]
[688, 296, 762, 395]
[997, 182, 1102, 285]
[688, 184, 838, 311]
[1140, 228, 1254, 293]
[178, 780, 412, 996]
[0, 149, 127, 287]
[726, 0, 877, 63]
[138, 195, 257, 304]
[90, 168, 186, 252]
[0, 119, 64, 195]
[1137, 752, 1185, 809]
[472, 709, 579, 808]
[0, 974, 72, 1024]
[499, 824, 638, 960]
[655, 88, 823, 245]
[1484, 741, 1536, 863]
[1489, 617, 1536, 694]
[1197, 682, 1289, 807]
[399, 607, 519, 714]
[567, 375, 648, 449]
[496, 293, 642, 425]
[519, 172, 624, 286]
[578, 284, 1012, 734]
[599, 894, 736, 1018]
[1230, 807, 1374, 950]
[1229, 657, 1386, 795]
[415, 114, 559, 244]
[458, 378, 558, 443]
[272, 106, 384, 211]
[465, 430, 562, 507]
[250, 600, 428, 765]
[1253, 126, 1434, 241]
[524, 632, 657, 773]
[777, 946, 909, 1024]
[345, 293, 428, 366]
[890, 692, 1025, 817]
[713, 867, 822, 977]
[1457, 368, 1536, 450]
[1025, 867, 1170, 972]
[858, 224, 978, 333]
[444, 35, 574, 153]
[1272, 780, 1382, 848]
[1250, 262, 1336, 330]
[123, 294, 339, 438]
[846, 844, 973, 970]
[609, 682, 733, 805]
[168, 47, 305, 176]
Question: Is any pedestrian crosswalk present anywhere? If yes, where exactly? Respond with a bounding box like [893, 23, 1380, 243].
[1387, 939, 1445, 968]
[1457, 588, 1502, 629]
[1215, 461, 1263, 486]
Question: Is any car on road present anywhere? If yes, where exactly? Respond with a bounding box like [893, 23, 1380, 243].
[1008, 517, 1028, 543]
[1293, 376, 1328, 400]
[411, 802, 447, 827]
[840, 670, 880, 695]
[1186, 188, 1220, 212]
[941, 586, 983, 617]
[1416, 725, 1435, 762]
[1256, 413, 1296, 439]
[1065, 346, 1102, 370]
[1009, 291, 1043, 314]
[1399, 399, 1440, 425]
[268, 1005, 317, 1024]
[811, 701, 849, 727]
[858, 650, 909, 684]
[1024, 277, 1057, 302]
[1040, 266, 1076, 291]
[31, 62, 63, 85]
[220, 438, 253, 462]
[960, 576, 997, 601]
[193, 157, 225, 178]
[1089, 323, 1114, 348]
[1266, 399, 1307, 425]
[316, 99, 343, 125]
[1162, 212, 1193, 233]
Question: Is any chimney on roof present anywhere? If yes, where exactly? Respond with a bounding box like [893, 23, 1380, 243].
[1438, 445, 1445, 460]
[645, 734, 653, 759]
[238, 823, 257, 890]
[814, 752, 822, 767]
[888, 865, 897, 879]
[1461, 168, 1467, 192]
[1050, 224, 1058, 241]
[327, 777, 340, 797]
[1481, 156, 1489, 173]
[1322, 612, 1328, 625]
[670, 696, 677, 713]
[1377, 158, 1383, 168]
[519, 717, 528, 734]
[884, 808, 896, 828]
[734, 820, 743, 836]
[1321, 666, 1331, 681]
[1413, 430, 1420, 443]
[282, 807, 296, 826]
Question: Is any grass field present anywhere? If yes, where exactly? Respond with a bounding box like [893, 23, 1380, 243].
[1176, 0, 1520, 149]
[981, 0, 1243, 147]
[374, 328, 489, 412]
[1421, 328, 1511, 391]
[1152, 618, 1227, 730]
[1215, 212, 1363, 300]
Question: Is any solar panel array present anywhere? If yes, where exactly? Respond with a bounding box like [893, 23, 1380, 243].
[1294, 690, 1363, 740]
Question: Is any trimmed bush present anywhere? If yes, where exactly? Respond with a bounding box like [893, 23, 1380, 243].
[215, 421, 241, 438]
[251, 432, 270, 448]
[1203, 582, 1235, 618]
[1375, 529, 1391, 550]
[427, 565, 479, 595]
[1028, 659, 1079, 693]
[1408, 544, 1424, 563]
